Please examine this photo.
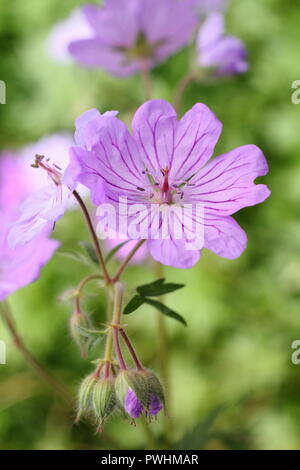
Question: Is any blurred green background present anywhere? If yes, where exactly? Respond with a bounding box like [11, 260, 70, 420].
[1, 0, 300, 450]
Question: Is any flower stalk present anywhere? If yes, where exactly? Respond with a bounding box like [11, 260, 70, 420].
[72, 189, 110, 284]
[112, 240, 146, 282]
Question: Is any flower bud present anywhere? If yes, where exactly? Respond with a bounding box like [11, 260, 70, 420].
[76, 374, 98, 422]
[92, 378, 116, 432]
[115, 369, 164, 419]
[69, 311, 91, 357]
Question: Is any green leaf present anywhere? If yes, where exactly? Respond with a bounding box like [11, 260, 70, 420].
[57, 250, 93, 267]
[137, 278, 185, 297]
[123, 295, 145, 315]
[76, 326, 107, 338]
[79, 241, 98, 265]
[87, 335, 105, 353]
[105, 240, 131, 263]
[143, 298, 187, 327]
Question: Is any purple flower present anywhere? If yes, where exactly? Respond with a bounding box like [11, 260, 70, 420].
[124, 388, 143, 419]
[124, 388, 162, 419]
[0, 153, 29, 211]
[18, 134, 74, 193]
[47, 8, 93, 64]
[65, 99, 270, 269]
[0, 155, 59, 301]
[7, 133, 88, 248]
[197, 13, 248, 76]
[0, 220, 59, 302]
[149, 395, 163, 416]
[67, 0, 197, 77]
[8, 156, 72, 248]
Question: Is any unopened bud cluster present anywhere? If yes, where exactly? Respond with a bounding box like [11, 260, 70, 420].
[76, 367, 165, 431]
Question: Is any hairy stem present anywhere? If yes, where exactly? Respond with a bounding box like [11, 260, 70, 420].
[0, 302, 73, 405]
[75, 273, 103, 313]
[154, 261, 172, 442]
[73, 190, 110, 284]
[111, 282, 127, 370]
[112, 240, 146, 282]
[120, 328, 144, 371]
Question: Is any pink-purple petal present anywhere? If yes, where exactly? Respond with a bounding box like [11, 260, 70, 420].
[148, 239, 201, 269]
[187, 145, 271, 216]
[149, 395, 163, 416]
[198, 12, 248, 76]
[170, 103, 223, 182]
[124, 388, 143, 419]
[204, 214, 247, 259]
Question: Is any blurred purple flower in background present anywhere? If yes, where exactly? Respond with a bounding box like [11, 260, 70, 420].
[64, 99, 270, 269]
[47, 8, 93, 64]
[0, 155, 58, 301]
[197, 12, 248, 76]
[55, 0, 198, 77]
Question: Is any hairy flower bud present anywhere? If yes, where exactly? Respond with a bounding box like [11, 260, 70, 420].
[69, 311, 91, 357]
[76, 374, 98, 422]
[115, 369, 164, 419]
[92, 378, 116, 432]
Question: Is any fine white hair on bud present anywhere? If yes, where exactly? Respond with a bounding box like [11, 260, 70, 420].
[92, 378, 116, 432]
[76, 374, 98, 423]
[114, 369, 165, 420]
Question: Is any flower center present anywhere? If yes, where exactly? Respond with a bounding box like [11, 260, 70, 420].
[160, 167, 171, 204]
[139, 167, 196, 206]
[115, 32, 165, 62]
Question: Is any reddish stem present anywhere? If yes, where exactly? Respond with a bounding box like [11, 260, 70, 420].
[113, 327, 127, 371]
[120, 329, 144, 371]
[104, 361, 111, 379]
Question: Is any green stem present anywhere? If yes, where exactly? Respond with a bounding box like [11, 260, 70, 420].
[111, 282, 127, 370]
[0, 302, 73, 406]
[73, 190, 111, 284]
[141, 68, 153, 101]
[75, 274, 103, 313]
[174, 71, 199, 114]
[154, 261, 172, 443]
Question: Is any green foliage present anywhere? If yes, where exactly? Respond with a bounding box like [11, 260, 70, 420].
[123, 279, 187, 325]
[136, 278, 185, 297]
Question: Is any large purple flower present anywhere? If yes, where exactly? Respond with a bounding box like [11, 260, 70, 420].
[67, 0, 197, 77]
[197, 13, 248, 76]
[0, 155, 58, 301]
[64, 100, 270, 269]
